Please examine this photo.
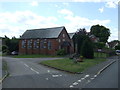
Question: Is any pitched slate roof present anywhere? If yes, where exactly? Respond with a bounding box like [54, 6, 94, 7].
[68, 33, 75, 39]
[21, 26, 65, 39]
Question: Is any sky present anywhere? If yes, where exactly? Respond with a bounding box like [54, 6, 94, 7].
[0, 0, 119, 42]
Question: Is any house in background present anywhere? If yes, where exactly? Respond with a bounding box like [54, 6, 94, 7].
[19, 26, 74, 55]
[106, 41, 119, 49]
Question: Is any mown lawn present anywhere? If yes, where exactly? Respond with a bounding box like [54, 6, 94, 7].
[40, 58, 106, 73]
[13, 54, 62, 58]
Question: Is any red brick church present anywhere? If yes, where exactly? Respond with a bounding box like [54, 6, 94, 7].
[19, 26, 74, 55]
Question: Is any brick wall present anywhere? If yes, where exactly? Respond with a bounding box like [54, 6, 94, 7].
[19, 29, 74, 55]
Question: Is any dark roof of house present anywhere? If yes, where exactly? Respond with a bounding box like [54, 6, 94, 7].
[68, 33, 75, 39]
[108, 41, 119, 48]
[21, 26, 65, 39]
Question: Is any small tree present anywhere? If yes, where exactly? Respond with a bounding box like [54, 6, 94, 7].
[81, 38, 94, 59]
[115, 45, 120, 50]
[72, 28, 88, 54]
[2, 45, 8, 53]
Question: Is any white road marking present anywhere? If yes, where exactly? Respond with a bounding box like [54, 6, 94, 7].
[35, 71, 39, 74]
[84, 75, 89, 78]
[70, 85, 74, 88]
[52, 74, 62, 77]
[23, 63, 39, 74]
[52, 75, 59, 77]
[30, 68, 34, 71]
[24, 64, 29, 67]
[59, 75, 62, 76]
[30, 68, 39, 74]
[81, 78, 85, 80]
[78, 80, 81, 82]
[73, 82, 78, 85]
[94, 75, 97, 77]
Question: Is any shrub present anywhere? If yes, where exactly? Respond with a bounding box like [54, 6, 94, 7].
[115, 45, 120, 50]
[81, 38, 94, 59]
[57, 49, 66, 56]
[94, 42, 105, 49]
[2, 45, 8, 53]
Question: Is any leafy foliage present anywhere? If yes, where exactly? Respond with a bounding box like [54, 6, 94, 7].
[81, 38, 94, 59]
[115, 44, 120, 50]
[90, 24, 110, 43]
[72, 28, 88, 54]
[3, 35, 19, 54]
[57, 49, 66, 56]
[2, 45, 8, 53]
[94, 42, 105, 49]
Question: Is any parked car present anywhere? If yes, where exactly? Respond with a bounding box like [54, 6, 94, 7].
[11, 51, 18, 55]
[116, 50, 120, 55]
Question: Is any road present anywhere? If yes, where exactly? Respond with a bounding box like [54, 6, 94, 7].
[2, 56, 119, 88]
[82, 56, 119, 88]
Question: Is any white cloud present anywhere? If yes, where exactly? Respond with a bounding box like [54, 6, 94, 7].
[105, 1, 117, 8]
[0, 10, 58, 38]
[0, 8, 116, 41]
[64, 16, 110, 32]
[99, 7, 104, 13]
[73, 0, 119, 2]
[73, 0, 119, 9]
[58, 9, 73, 16]
[58, 9, 110, 33]
[30, 1, 38, 6]
[108, 28, 118, 41]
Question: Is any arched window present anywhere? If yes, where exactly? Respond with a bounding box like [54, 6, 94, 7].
[22, 40, 26, 48]
[48, 41, 52, 50]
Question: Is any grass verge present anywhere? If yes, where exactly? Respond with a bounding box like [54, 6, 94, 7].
[2, 61, 8, 71]
[94, 52, 107, 58]
[13, 54, 62, 58]
[40, 58, 106, 73]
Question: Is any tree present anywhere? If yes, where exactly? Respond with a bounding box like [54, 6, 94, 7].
[90, 24, 110, 43]
[81, 38, 94, 59]
[94, 42, 105, 49]
[72, 28, 88, 54]
[9, 37, 19, 52]
[2, 45, 8, 53]
[115, 45, 120, 50]
[3, 36, 19, 54]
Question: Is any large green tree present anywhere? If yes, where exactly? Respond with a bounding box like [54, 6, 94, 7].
[90, 24, 110, 43]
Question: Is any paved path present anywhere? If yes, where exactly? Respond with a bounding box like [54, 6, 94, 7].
[2, 56, 118, 88]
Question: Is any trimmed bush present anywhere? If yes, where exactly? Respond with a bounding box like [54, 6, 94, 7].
[81, 38, 94, 59]
[115, 45, 120, 50]
[2, 45, 8, 53]
[57, 49, 66, 56]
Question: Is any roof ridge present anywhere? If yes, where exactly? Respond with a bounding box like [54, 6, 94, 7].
[27, 26, 65, 31]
